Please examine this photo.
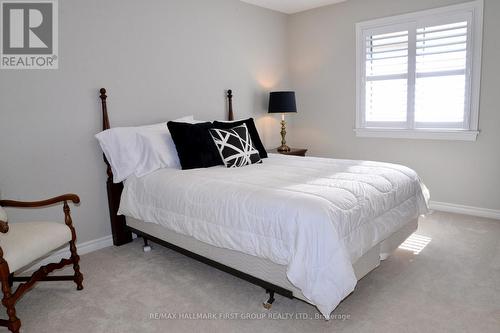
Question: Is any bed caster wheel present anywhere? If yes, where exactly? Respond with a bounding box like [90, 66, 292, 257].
[263, 302, 273, 310]
[143, 238, 151, 252]
[263, 290, 275, 310]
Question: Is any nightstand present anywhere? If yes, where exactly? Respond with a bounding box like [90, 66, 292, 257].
[267, 147, 308, 157]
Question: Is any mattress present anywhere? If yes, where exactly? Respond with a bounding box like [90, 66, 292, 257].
[119, 154, 428, 318]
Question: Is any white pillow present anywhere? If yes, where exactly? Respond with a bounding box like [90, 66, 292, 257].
[136, 117, 209, 175]
[134, 123, 182, 175]
[95, 115, 194, 183]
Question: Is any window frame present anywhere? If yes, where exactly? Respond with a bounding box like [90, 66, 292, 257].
[355, 0, 483, 141]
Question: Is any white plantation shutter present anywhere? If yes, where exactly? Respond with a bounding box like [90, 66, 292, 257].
[356, 1, 483, 140]
[415, 22, 468, 128]
[365, 30, 409, 126]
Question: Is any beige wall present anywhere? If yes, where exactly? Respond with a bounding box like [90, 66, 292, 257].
[1, 0, 498, 247]
[287, 0, 500, 210]
[0, 0, 288, 243]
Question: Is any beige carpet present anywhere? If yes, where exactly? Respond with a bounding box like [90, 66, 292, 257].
[7, 211, 500, 333]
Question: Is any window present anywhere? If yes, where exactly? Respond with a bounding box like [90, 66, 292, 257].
[355, 1, 483, 141]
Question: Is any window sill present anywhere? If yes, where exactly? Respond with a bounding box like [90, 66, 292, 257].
[354, 128, 479, 141]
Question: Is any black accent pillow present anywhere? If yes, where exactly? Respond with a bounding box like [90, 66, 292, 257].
[167, 121, 223, 170]
[212, 118, 267, 158]
[209, 124, 262, 168]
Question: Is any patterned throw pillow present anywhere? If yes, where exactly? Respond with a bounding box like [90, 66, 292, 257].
[209, 124, 262, 168]
[212, 118, 268, 158]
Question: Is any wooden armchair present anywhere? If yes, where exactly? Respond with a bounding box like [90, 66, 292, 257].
[0, 194, 83, 333]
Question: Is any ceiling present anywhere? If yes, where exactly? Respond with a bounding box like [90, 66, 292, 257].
[240, 0, 347, 14]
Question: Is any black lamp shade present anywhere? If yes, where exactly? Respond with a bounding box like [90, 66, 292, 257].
[268, 91, 297, 114]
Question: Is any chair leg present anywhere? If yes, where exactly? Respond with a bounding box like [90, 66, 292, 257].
[8, 274, 13, 288]
[69, 241, 83, 290]
[0, 263, 21, 333]
[63, 201, 83, 290]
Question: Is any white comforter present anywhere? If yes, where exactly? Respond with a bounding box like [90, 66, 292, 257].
[119, 154, 429, 318]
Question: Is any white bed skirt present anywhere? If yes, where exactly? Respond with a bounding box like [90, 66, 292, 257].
[126, 216, 418, 303]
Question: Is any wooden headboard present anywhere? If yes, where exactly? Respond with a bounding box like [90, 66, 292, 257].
[99, 88, 235, 246]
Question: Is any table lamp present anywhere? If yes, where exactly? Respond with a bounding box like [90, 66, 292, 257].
[268, 91, 297, 152]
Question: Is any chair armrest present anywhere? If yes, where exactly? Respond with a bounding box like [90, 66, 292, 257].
[0, 194, 80, 208]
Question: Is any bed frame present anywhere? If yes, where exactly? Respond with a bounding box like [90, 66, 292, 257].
[97, 88, 417, 310]
[98, 88, 291, 306]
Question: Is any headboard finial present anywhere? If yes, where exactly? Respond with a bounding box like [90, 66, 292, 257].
[227, 89, 234, 121]
[100, 88, 110, 131]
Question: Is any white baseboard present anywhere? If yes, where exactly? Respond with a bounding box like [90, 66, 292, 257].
[22, 235, 113, 273]
[429, 201, 500, 220]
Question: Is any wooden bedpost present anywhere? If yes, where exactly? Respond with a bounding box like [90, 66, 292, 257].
[99, 88, 133, 246]
[227, 90, 234, 121]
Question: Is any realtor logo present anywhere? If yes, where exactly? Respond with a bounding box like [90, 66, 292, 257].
[1, 0, 58, 69]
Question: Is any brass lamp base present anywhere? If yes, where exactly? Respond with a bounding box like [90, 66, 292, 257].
[277, 116, 291, 152]
[277, 145, 291, 152]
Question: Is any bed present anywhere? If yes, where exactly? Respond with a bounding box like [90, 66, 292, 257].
[97, 88, 429, 319]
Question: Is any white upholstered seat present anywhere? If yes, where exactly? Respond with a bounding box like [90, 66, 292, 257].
[0, 194, 82, 333]
[0, 222, 71, 273]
